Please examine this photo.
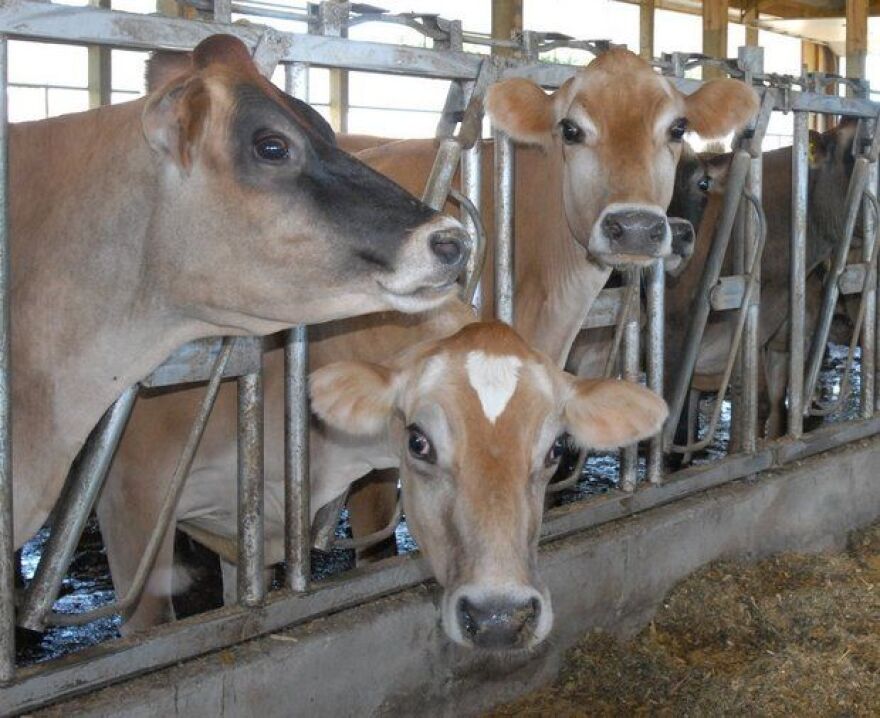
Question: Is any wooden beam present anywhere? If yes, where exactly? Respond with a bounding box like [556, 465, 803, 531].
[846, 0, 868, 83]
[492, 0, 523, 58]
[87, 0, 111, 108]
[703, 0, 729, 79]
[640, 0, 655, 60]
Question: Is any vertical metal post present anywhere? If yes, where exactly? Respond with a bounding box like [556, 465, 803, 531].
[462, 140, 482, 311]
[0, 35, 13, 682]
[494, 129, 515, 325]
[213, 0, 232, 23]
[621, 267, 641, 492]
[862, 147, 877, 418]
[237, 356, 265, 608]
[740, 151, 763, 453]
[17, 385, 137, 632]
[284, 326, 310, 593]
[646, 259, 664, 483]
[789, 111, 809, 437]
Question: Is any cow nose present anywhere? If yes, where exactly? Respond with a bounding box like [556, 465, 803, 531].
[601, 210, 668, 248]
[428, 227, 468, 267]
[457, 596, 540, 650]
[669, 217, 695, 258]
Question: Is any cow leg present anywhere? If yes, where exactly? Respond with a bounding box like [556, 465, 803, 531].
[763, 347, 789, 439]
[346, 470, 399, 563]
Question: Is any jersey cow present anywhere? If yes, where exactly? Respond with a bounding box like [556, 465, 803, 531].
[98, 49, 753, 632]
[10, 34, 469, 550]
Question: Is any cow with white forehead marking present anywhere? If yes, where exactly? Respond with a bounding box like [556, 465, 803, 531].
[311, 321, 668, 650]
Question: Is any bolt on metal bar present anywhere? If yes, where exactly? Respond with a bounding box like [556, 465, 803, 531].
[284, 325, 310, 593]
[803, 112, 880, 410]
[0, 33, 12, 683]
[494, 129, 515, 325]
[237, 362, 265, 608]
[17, 385, 138, 632]
[788, 111, 809, 438]
[620, 267, 641, 492]
[37, 339, 235, 627]
[646, 259, 665, 483]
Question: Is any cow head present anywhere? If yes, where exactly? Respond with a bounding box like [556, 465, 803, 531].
[141, 36, 470, 330]
[485, 49, 757, 268]
[310, 321, 667, 651]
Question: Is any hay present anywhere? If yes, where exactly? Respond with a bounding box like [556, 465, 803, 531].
[490, 522, 880, 717]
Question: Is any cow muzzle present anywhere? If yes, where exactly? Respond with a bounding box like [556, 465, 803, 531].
[378, 216, 471, 313]
[445, 584, 552, 651]
[589, 203, 672, 265]
[664, 217, 695, 278]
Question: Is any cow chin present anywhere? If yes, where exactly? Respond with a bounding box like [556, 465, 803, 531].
[378, 279, 460, 313]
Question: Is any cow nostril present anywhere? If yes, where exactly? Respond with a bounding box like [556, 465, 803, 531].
[602, 216, 624, 241]
[429, 228, 466, 267]
[458, 597, 478, 638]
[526, 597, 540, 626]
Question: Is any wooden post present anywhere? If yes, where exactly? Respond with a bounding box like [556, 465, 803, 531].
[703, 0, 729, 80]
[88, 0, 111, 108]
[640, 0, 654, 60]
[742, 1, 759, 48]
[492, 0, 523, 58]
[846, 0, 868, 85]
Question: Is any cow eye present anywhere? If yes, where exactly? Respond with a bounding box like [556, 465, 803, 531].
[545, 434, 567, 467]
[697, 175, 711, 192]
[407, 424, 436, 464]
[669, 118, 688, 142]
[559, 118, 584, 145]
[254, 134, 290, 162]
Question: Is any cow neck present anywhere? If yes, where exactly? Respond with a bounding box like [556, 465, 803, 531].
[9, 99, 208, 546]
[512, 143, 612, 367]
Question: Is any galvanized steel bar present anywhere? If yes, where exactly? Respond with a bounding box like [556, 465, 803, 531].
[789, 111, 809, 437]
[422, 137, 462, 211]
[663, 149, 752, 445]
[0, 33, 11, 683]
[17, 385, 138, 632]
[461, 140, 483, 310]
[237, 363, 265, 608]
[861, 154, 878, 419]
[646, 259, 664, 483]
[494, 129, 515, 325]
[620, 268, 640, 492]
[740, 147, 763, 452]
[284, 325, 310, 593]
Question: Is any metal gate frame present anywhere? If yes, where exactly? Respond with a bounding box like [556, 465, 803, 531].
[0, 2, 879, 714]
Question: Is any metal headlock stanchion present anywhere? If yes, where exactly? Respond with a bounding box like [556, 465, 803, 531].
[802, 107, 880, 413]
[664, 88, 776, 451]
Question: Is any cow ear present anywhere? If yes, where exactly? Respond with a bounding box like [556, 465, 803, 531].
[486, 78, 558, 145]
[562, 377, 668, 450]
[808, 129, 828, 168]
[684, 79, 759, 139]
[142, 76, 209, 171]
[310, 361, 398, 436]
[146, 50, 193, 93]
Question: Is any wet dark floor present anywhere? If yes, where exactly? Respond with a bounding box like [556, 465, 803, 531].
[13, 345, 867, 666]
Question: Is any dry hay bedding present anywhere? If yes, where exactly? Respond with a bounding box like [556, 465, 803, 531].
[490, 521, 880, 717]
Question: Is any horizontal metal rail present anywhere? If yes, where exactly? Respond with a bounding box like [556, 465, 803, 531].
[3, 413, 879, 715]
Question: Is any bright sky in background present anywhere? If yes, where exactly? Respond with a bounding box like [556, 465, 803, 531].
[4, 0, 875, 149]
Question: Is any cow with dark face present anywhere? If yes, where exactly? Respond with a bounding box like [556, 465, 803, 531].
[10, 34, 469, 549]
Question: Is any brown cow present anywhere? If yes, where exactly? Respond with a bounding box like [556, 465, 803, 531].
[10, 34, 469, 550]
[99, 49, 755, 630]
